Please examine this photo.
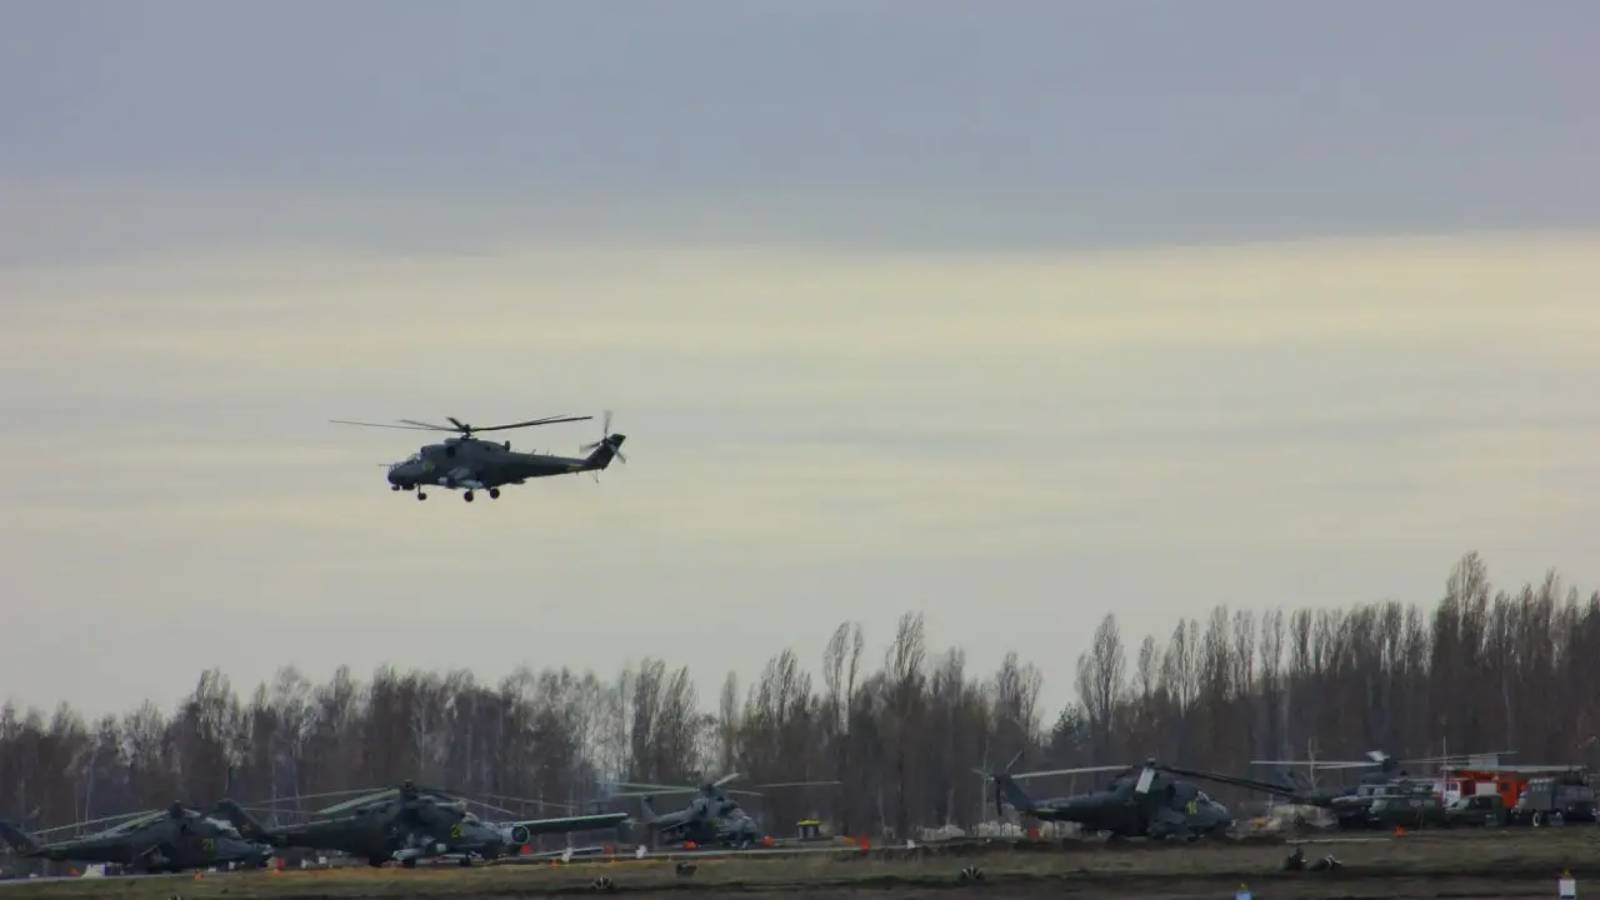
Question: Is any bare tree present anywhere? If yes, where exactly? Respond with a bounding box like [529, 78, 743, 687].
[1076, 614, 1125, 762]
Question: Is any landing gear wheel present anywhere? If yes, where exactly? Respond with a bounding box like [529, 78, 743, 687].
[391, 484, 401, 491]
[489, 488, 500, 499]
[417, 491, 427, 501]
[401, 857, 417, 869]
[458, 856, 472, 867]
[464, 490, 475, 502]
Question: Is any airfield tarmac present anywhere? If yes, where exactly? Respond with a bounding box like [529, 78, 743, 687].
[3, 828, 1598, 898]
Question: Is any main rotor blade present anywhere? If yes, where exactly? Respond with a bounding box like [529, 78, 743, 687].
[611, 790, 698, 798]
[1010, 765, 1128, 780]
[459, 797, 522, 818]
[752, 780, 842, 789]
[474, 415, 593, 433]
[331, 419, 442, 431]
[31, 809, 164, 837]
[712, 772, 743, 788]
[447, 417, 470, 431]
[397, 419, 458, 431]
[250, 787, 397, 805]
[724, 789, 764, 798]
[1250, 759, 1374, 768]
[316, 788, 399, 815]
[1402, 750, 1517, 764]
[1159, 764, 1304, 798]
[479, 793, 580, 812]
[610, 782, 694, 792]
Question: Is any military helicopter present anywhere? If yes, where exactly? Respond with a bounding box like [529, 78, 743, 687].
[0, 802, 270, 873]
[331, 412, 627, 502]
[1252, 749, 1516, 829]
[979, 756, 1300, 840]
[218, 780, 626, 867]
[612, 774, 839, 848]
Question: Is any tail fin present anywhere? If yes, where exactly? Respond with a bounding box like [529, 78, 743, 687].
[214, 800, 272, 842]
[994, 775, 1037, 816]
[639, 795, 658, 824]
[0, 820, 40, 855]
[584, 435, 626, 471]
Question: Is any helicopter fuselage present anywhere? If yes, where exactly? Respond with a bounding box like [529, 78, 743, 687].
[1005, 774, 1232, 839]
[386, 436, 622, 495]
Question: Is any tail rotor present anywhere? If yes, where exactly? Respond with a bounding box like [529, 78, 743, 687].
[580, 411, 628, 471]
[973, 751, 1028, 818]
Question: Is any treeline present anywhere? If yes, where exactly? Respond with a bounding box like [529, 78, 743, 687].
[0, 615, 1042, 839]
[1067, 553, 1600, 780]
[4, 554, 1598, 837]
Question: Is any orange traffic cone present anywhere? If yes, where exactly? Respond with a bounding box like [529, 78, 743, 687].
[1393, 824, 1407, 837]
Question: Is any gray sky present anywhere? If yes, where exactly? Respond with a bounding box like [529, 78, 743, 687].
[3, 1, 1597, 718]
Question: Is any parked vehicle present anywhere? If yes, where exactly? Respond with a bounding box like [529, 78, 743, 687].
[1445, 794, 1507, 827]
[1367, 788, 1446, 828]
[1510, 776, 1596, 825]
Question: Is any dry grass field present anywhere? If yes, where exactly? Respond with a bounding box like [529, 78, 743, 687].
[3, 829, 1598, 898]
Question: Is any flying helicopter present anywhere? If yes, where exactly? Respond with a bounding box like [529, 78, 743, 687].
[0, 802, 270, 873]
[218, 780, 627, 867]
[612, 774, 839, 848]
[978, 756, 1301, 840]
[331, 412, 627, 502]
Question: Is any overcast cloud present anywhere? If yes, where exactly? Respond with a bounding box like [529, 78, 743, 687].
[2, 1, 1597, 716]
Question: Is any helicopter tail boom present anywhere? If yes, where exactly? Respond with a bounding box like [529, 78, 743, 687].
[213, 800, 274, 843]
[0, 820, 41, 855]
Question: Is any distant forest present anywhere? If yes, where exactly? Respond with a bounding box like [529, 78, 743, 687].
[4, 553, 1599, 838]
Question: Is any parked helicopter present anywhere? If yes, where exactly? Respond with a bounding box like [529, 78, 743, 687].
[218, 781, 627, 867]
[1252, 749, 1519, 829]
[612, 774, 839, 848]
[0, 803, 270, 873]
[979, 755, 1300, 840]
[331, 412, 627, 502]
